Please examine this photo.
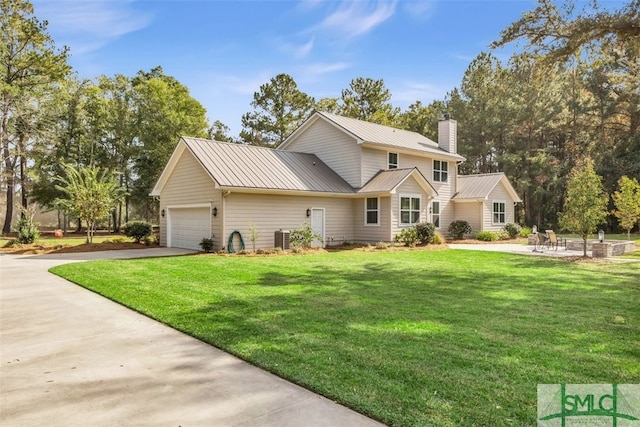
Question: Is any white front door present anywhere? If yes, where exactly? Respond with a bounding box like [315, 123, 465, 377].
[310, 208, 325, 248]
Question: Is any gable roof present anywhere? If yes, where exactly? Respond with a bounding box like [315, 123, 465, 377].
[280, 111, 465, 161]
[358, 168, 437, 195]
[453, 173, 522, 202]
[150, 137, 356, 196]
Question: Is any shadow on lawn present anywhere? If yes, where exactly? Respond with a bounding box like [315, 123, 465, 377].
[180, 254, 639, 426]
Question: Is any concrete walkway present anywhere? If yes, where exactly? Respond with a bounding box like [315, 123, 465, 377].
[0, 248, 384, 427]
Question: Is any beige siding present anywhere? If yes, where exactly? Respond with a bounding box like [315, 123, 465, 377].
[395, 152, 456, 231]
[282, 119, 362, 187]
[224, 193, 354, 249]
[353, 196, 392, 242]
[159, 150, 221, 247]
[361, 147, 386, 184]
[481, 182, 516, 231]
[390, 177, 430, 239]
[453, 202, 482, 235]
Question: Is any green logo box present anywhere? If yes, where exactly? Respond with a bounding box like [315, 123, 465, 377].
[538, 384, 640, 426]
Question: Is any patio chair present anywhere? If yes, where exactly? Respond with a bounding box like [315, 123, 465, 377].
[545, 230, 565, 250]
[534, 232, 548, 252]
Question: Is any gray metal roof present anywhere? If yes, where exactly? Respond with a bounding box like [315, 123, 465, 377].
[315, 112, 465, 161]
[358, 168, 437, 195]
[182, 137, 356, 194]
[454, 173, 522, 202]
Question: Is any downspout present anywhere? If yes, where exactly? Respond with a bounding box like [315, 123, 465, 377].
[221, 190, 231, 250]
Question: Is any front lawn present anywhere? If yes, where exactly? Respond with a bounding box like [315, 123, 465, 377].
[50, 250, 640, 426]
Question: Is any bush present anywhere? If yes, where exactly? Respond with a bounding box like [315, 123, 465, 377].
[375, 241, 391, 250]
[124, 221, 153, 243]
[15, 216, 39, 244]
[396, 227, 418, 246]
[415, 222, 436, 245]
[290, 223, 322, 250]
[475, 231, 497, 241]
[448, 220, 472, 240]
[520, 226, 533, 237]
[497, 230, 511, 240]
[433, 231, 445, 245]
[199, 237, 215, 252]
[504, 223, 522, 239]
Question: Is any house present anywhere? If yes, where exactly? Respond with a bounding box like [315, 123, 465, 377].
[150, 112, 521, 251]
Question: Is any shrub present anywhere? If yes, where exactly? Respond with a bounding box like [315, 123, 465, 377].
[124, 221, 153, 243]
[199, 237, 215, 252]
[15, 215, 39, 244]
[448, 220, 472, 240]
[432, 231, 445, 245]
[290, 223, 322, 250]
[475, 231, 497, 241]
[375, 241, 391, 250]
[497, 230, 511, 240]
[520, 226, 533, 237]
[396, 227, 418, 246]
[415, 222, 436, 245]
[504, 223, 522, 239]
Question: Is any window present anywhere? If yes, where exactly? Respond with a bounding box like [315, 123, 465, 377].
[433, 160, 448, 182]
[431, 201, 440, 228]
[388, 152, 398, 169]
[365, 197, 379, 225]
[400, 195, 421, 225]
[493, 201, 506, 224]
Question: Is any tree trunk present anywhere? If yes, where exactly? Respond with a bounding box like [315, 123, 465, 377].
[582, 232, 587, 257]
[2, 172, 14, 234]
[20, 151, 28, 213]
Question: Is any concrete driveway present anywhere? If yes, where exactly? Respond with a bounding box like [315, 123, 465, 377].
[0, 248, 384, 427]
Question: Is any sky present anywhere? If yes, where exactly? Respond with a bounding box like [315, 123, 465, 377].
[31, 0, 539, 137]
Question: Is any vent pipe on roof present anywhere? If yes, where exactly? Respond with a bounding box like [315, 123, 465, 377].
[438, 114, 457, 154]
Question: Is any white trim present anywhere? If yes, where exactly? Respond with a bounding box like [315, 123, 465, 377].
[399, 193, 422, 226]
[433, 159, 449, 183]
[492, 200, 507, 225]
[166, 203, 212, 248]
[387, 151, 398, 169]
[309, 207, 326, 248]
[431, 200, 441, 229]
[364, 197, 380, 226]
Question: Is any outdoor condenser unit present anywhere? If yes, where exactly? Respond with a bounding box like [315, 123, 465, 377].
[274, 229, 290, 250]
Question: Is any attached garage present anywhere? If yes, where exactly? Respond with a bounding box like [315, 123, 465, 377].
[167, 206, 211, 250]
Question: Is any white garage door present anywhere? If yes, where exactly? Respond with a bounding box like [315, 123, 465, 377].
[169, 207, 211, 250]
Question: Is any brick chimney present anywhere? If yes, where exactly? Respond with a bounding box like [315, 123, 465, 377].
[438, 114, 457, 154]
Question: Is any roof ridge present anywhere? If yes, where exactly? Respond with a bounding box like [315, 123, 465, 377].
[181, 136, 318, 157]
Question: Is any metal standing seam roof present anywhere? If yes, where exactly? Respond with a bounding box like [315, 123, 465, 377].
[453, 173, 521, 201]
[358, 168, 437, 195]
[182, 137, 356, 194]
[315, 112, 465, 161]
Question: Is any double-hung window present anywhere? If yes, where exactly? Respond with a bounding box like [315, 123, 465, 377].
[365, 197, 379, 225]
[400, 195, 421, 225]
[433, 160, 448, 182]
[388, 152, 398, 169]
[493, 201, 506, 224]
[431, 201, 440, 228]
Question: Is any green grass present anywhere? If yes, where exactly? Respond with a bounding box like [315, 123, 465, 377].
[50, 250, 640, 426]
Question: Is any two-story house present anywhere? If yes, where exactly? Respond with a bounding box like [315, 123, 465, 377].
[151, 112, 521, 251]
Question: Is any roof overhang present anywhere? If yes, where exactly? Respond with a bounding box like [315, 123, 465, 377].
[360, 141, 465, 162]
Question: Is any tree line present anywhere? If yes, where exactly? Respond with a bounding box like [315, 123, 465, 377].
[1, 0, 638, 234]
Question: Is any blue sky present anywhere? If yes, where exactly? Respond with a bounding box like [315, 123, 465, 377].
[32, 0, 537, 136]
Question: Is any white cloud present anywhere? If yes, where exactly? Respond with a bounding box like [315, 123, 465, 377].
[301, 62, 351, 77]
[313, 0, 398, 39]
[32, 0, 152, 54]
[402, 1, 437, 19]
[392, 80, 448, 104]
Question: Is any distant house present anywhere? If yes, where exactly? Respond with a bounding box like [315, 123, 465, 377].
[150, 112, 521, 251]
